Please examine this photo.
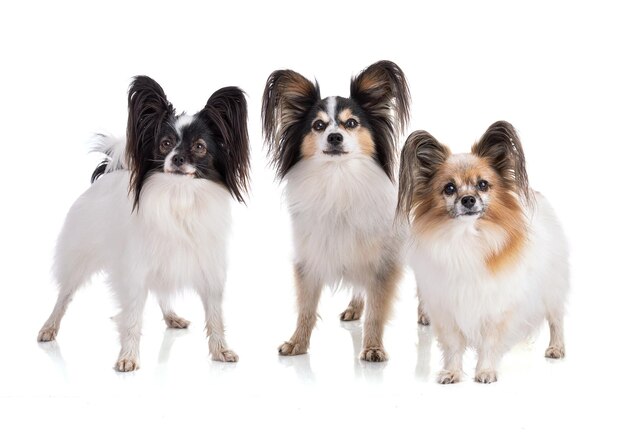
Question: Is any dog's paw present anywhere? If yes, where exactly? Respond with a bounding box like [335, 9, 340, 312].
[475, 369, 498, 384]
[438, 370, 462, 384]
[37, 326, 58, 342]
[545, 345, 565, 359]
[115, 358, 139, 372]
[417, 312, 430, 326]
[278, 341, 307, 356]
[213, 349, 239, 363]
[360, 346, 388, 362]
[164, 313, 190, 329]
[340, 307, 362, 321]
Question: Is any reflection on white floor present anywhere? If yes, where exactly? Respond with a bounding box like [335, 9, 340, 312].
[5, 267, 618, 432]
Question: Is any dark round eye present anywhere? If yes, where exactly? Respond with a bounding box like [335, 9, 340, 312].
[477, 180, 489, 191]
[193, 142, 207, 154]
[313, 120, 326, 131]
[345, 118, 358, 129]
[443, 183, 456, 196]
[160, 140, 173, 153]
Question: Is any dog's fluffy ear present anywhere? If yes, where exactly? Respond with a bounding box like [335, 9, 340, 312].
[126, 75, 175, 210]
[261, 70, 320, 179]
[472, 121, 530, 204]
[200, 87, 250, 203]
[350, 60, 411, 180]
[397, 130, 450, 220]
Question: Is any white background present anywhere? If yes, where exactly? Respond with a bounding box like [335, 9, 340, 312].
[1, 1, 624, 430]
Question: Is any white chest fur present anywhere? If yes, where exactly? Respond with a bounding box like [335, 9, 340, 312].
[284, 157, 398, 284]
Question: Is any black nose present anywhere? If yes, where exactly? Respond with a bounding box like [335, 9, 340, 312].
[461, 195, 476, 209]
[327, 133, 343, 146]
[172, 154, 185, 166]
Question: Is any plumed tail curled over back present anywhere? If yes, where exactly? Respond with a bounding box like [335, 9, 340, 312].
[90, 134, 127, 183]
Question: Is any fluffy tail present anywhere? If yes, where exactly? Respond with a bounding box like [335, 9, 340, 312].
[90, 134, 127, 183]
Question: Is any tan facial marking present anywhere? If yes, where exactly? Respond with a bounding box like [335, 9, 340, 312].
[338, 108, 356, 124]
[357, 128, 375, 156]
[301, 132, 318, 158]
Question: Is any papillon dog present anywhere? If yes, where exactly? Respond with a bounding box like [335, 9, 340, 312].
[398, 121, 569, 383]
[37, 76, 250, 371]
[262, 61, 410, 361]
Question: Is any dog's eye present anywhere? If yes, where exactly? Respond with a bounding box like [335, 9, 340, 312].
[193, 141, 207, 155]
[443, 183, 456, 196]
[160, 140, 173, 153]
[345, 118, 358, 129]
[477, 180, 489, 192]
[313, 120, 327, 131]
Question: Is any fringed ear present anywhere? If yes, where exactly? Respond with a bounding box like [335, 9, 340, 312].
[261, 69, 320, 179]
[471, 121, 531, 204]
[397, 130, 450, 220]
[201, 87, 250, 203]
[126, 75, 174, 210]
[350, 60, 411, 180]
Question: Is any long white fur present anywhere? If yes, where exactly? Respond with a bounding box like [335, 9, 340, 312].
[38, 137, 237, 370]
[409, 183, 569, 382]
[285, 154, 402, 290]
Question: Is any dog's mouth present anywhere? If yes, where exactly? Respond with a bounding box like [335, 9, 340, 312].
[322, 149, 348, 156]
[165, 168, 196, 178]
[452, 208, 485, 218]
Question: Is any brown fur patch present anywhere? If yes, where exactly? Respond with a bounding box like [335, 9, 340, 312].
[411, 153, 528, 274]
[481, 194, 527, 274]
[301, 132, 318, 158]
[356, 128, 375, 156]
[338, 108, 355, 123]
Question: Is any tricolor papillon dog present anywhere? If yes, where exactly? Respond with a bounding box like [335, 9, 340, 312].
[398, 121, 569, 383]
[262, 61, 410, 361]
[37, 76, 250, 371]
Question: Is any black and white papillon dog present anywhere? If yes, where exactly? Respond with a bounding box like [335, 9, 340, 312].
[262, 61, 410, 361]
[38, 76, 250, 371]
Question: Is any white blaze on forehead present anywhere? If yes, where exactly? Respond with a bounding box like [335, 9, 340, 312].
[326, 97, 337, 126]
[175, 114, 194, 134]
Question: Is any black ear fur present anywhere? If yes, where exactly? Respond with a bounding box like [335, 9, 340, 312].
[200, 87, 250, 203]
[261, 70, 320, 179]
[126, 75, 175, 210]
[471, 121, 531, 204]
[350, 60, 411, 180]
[397, 130, 450, 220]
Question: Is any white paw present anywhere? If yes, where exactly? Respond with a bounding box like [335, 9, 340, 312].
[545, 345, 565, 359]
[164, 314, 190, 329]
[213, 349, 239, 362]
[278, 341, 307, 356]
[475, 369, 498, 384]
[438, 370, 462, 384]
[360, 346, 388, 362]
[115, 358, 139, 372]
[340, 307, 362, 321]
[417, 312, 430, 326]
[37, 326, 58, 342]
